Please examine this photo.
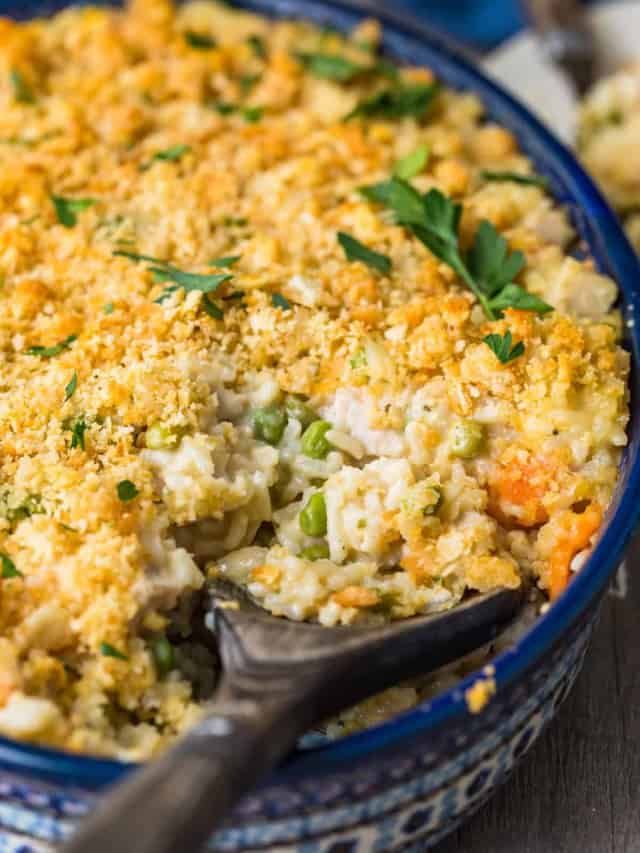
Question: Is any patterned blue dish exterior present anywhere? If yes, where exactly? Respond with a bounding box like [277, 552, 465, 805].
[1, 1, 640, 850]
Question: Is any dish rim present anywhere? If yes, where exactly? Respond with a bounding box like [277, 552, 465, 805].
[1, 0, 639, 790]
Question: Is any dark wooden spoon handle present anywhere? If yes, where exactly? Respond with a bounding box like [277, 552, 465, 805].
[60, 690, 304, 853]
[60, 586, 522, 853]
[523, 0, 596, 94]
[525, 0, 585, 30]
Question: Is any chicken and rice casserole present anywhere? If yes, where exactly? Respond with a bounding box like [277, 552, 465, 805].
[579, 63, 640, 252]
[0, 0, 629, 759]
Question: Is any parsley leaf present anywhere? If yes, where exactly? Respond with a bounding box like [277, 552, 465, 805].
[271, 292, 291, 310]
[360, 177, 432, 229]
[242, 106, 263, 123]
[466, 222, 551, 317]
[3, 494, 44, 526]
[100, 642, 128, 661]
[104, 302, 115, 314]
[202, 296, 223, 319]
[239, 73, 261, 95]
[488, 283, 553, 317]
[113, 250, 165, 264]
[337, 232, 391, 275]
[481, 170, 549, 191]
[209, 255, 241, 268]
[393, 144, 430, 180]
[360, 178, 550, 324]
[211, 101, 236, 116]
[184, 31, 217, 49]
[51, 195, 96, 228]
[10, 68, 35, 104]
[247, 34, 267, 59]
[483, 330, 525, 364]
[0, 552, 22, 579]
[117, 480, 139, 502]
[66, 416, 88, 450]
[208, 102, 263, 122]
[149, 144, 191, 164]
[466, 220, 526, 298]
[26, 334, 77, 358]
[151, 266, 232, 296]
[295, 51, 365, 82]
[64, 371, 78, 402]
[113, 251, 233, 305]
[346, 82, 439, 121]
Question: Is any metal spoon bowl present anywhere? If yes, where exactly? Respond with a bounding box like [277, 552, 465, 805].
[61, 581, 524, 853]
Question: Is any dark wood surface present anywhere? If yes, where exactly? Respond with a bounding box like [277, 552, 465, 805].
[435, 536, 640, 853]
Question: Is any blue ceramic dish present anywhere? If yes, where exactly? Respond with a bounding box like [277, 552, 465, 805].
[1, 1, 639, 851]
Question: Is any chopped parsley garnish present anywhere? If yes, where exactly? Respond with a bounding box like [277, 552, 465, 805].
[113, 250, 165, 264]
[222, 216, 248, 227]
[394, 144, 430, 180]
[337, 232, 391, 275]
[209, 102, 263, 122]
[212, 101, 236, 116]
[373, 58, 401, 81]
[51, 195, 96, 228]
[64, 371, 78, 402]
[26, 334, 77, 358]
[346, 82, 440, 122]
[271, 292, 291, 310]
[483, 330, 525, 364]
[242, 106, 263, 123]
[104, 302, 115, 314]
[247, 34, 267, 59]
[350, 349, 367, 369]
[113, 250, 233, 305]
[66, 415, 88, 450]
[480, 170, 550, 191]
[100, 642, 128, 661]
[0, 552, 22, 579]
[239, 73, 262, 95]
[294, 51, 365, 82]
[149, 144, 191, 164]
[202, 296, 224, 319]
[209, 255, 241, 268]
[184, 30, 217, 49]
[151, 267, 232, 299]
[3, 494, 44, 526]
[10, 68, 35, 104]
[360, 178, 552, 322]
[117, 480, 139, 502]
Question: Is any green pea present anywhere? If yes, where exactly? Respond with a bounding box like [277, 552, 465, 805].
[285, 395, 317, 430]
[300, 420, 332, 459]
[151, 636, 175, 677]
[146, 422, 181, 450]
[422, 484, 443, 515]
[299, 542, 330, 561]
[252, 406, 288, 446]
[299, 492, 327, 537]
[450, 419, 486, 459]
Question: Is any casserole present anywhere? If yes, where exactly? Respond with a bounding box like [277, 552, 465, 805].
[0, 1, 639, 850]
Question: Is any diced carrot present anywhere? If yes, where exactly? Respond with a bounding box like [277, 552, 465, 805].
[332, 586, 379, 608]
[549, 503, 602, 600]
[250, 564, 282, 588]
[489, 455, 556, 528]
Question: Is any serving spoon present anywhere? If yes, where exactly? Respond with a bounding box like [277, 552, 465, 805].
[62, 581, 523, 853]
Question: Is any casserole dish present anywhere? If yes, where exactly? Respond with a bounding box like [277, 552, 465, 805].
[0, 1, 639, 851]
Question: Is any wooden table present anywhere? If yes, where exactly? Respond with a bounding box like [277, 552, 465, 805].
[435, 536, 640, 853]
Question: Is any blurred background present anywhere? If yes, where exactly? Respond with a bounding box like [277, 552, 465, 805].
[391, 0, 527, 50]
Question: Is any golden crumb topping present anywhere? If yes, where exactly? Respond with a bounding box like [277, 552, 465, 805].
[0, 0, 628, 758]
